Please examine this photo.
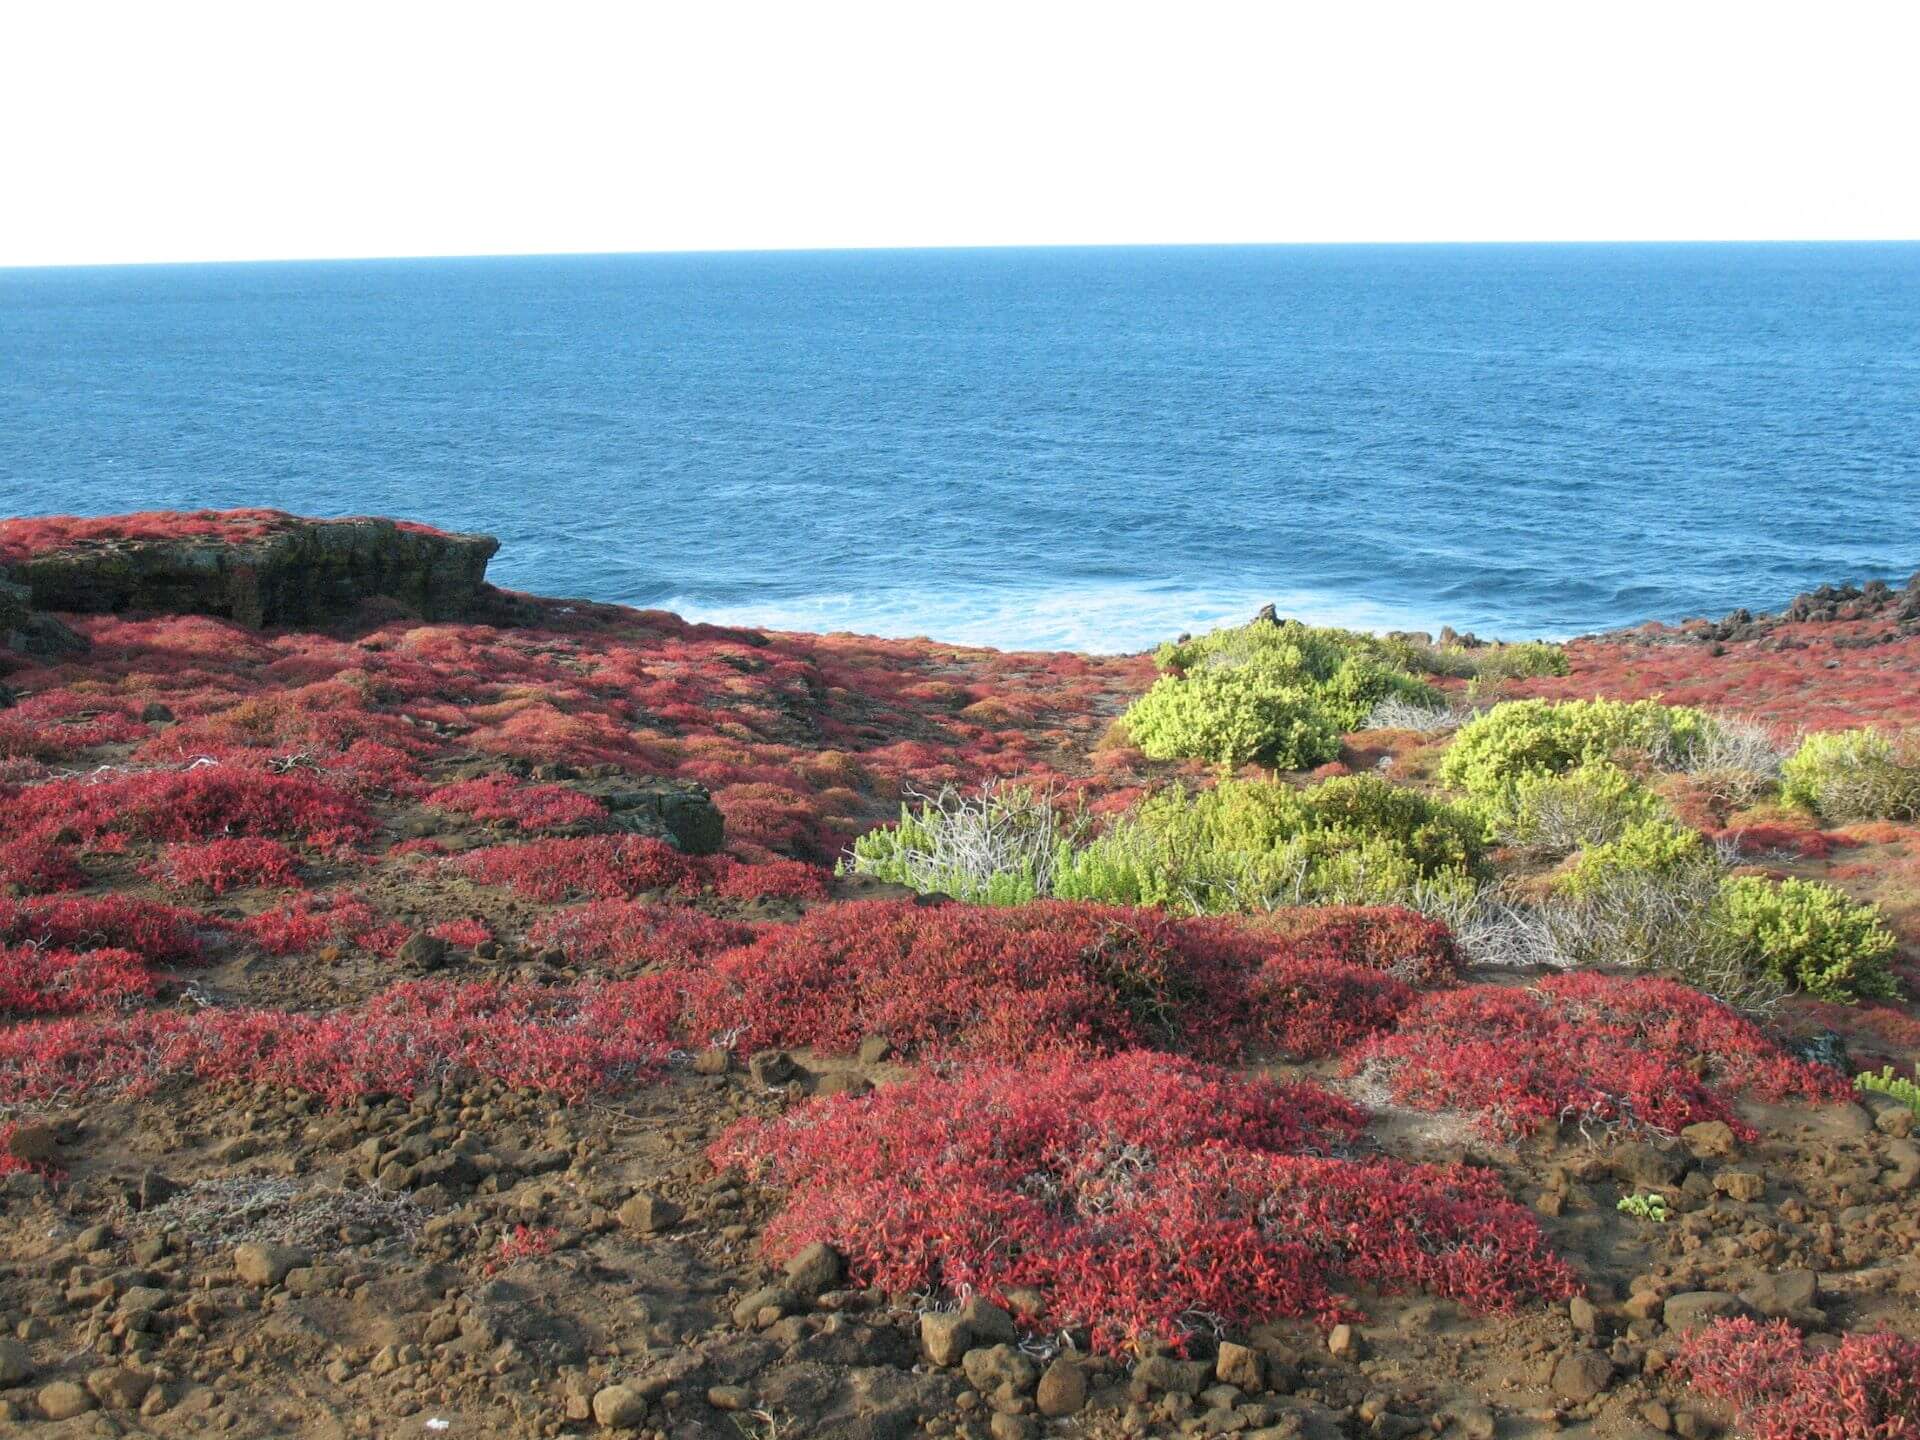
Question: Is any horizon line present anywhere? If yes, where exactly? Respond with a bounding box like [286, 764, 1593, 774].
[6, 235, 1920, 275]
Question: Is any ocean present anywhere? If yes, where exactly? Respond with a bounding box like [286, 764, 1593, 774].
[3, 243, 1917, 652]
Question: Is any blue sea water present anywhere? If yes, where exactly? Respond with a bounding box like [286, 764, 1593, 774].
[3, 244, 1917, 652]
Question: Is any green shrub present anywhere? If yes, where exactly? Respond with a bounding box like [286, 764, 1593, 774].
[1127, 619, 1439, 770]
[1557, 820, 1712, 898]
[1716, 875, 1900, 1002]
[1123, 669, 1341, 770]
[1052, 774, 1482, 915]
[1439, 698, 1714, 799]
[1478, 763, 1663, 857]
[1780, 728, 1920, 821]
[1854, 1066, 1920, 1117]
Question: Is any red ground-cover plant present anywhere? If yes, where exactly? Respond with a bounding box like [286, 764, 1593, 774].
[525, 900, 755, 971]
[671, 899, 1413, 1062]
[144, 838, 303, 896]
[0, 979, 679, 1106]
[0, 765, 374, 849]
[239, 893, 383, 956]
[1675, 1317, 1920, 1440]
[453, 836, 828, 906]
[0, 836, 86, 895]
[0, 507, 300, 563]
[0, 944, 155, 1017]
[428, 918, 493, 949]
[1349, 973, 1849, 1141]
[1246, 906, 1460, 986]
[484, 1224, 558, 1275]
[426, 776, 606, 832]
[0, 895, 207, 963]
[711, 1052, 1578, 1353]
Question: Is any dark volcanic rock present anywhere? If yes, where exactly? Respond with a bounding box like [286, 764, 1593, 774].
[3, 515, 499, 628]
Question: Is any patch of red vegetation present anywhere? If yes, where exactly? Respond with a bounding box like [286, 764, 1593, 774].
[1245, 905, 1460, 986]
[1676, 1317, 1920, 1440]
[1508, 622, 1920, 731]
[711, 1051, 1578, 1353]
[0, 979, 678, 1106]
[453, 836, 828, 906]
[425, 775, 606, 832]
[239, 893, 385, 956]
[0, 895, 207, 964]
[660, 900, 1415, 1063]
[0, 508, 300, 564]
[0, 764, 375, 854]
[1350, 973, 1847, 1141]
[144, 838, 304, 896]
[525, 901, 755, 971]
[1714, 822, 1834, 860]
[0, 944, 154, 1017]
[428, 918, 493, 949]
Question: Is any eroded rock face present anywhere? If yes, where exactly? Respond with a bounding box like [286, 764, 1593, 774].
[2, 516, 499, 628]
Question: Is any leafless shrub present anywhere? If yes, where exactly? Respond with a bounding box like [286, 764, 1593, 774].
[847, 781, 1087, 904]
[134, 1177, 424, 1250]
[1363, 695, 1468, 733]
[1675, 713, 1790, 807]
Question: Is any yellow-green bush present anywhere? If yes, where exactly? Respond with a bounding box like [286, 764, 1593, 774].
[1780, 727, 1920, 821]
[1439, 698, 1714, 799]
[1715, 875, 1900, 1002]
[1123, 669, 1340, 770]
[1476, 762, 1662, 856]
[1556, 819, 1711, 898]
[1463, 640, 1572, 692]
[1125, 619, 1440, 770]
[1052, 774, 1482, 914]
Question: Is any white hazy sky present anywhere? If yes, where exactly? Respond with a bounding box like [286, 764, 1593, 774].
[5, 1, 1917, 268]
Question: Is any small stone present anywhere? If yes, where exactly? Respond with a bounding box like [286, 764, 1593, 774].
[2, 1122, 58, 1163]
[921, 1312, 972, 1367]
[1741, 1270, 1817, 1318]
[591, 1383, 646, 1428]
[1449, 1403, 1496, 1440]
[1133, 1355, 1209, 1395]
[1875, 1104, 1914, 1138]
[0, 1338, 32, 1386]
[730, 1285, 792, 1330]
[1570, 1295, 1599, 1335]
[962, 1344, 1039, 1396]
[1551, 1348, 1613, 1401]
[136, 1169, 181, 1210]
[1327, 1323, 1363, 1360]
[783, 1242, 844, 1299]
[1680, 1122, 1738, 1160]
[140, 702, 175, 723]
[398, 930, 450, 970]
[989, 1415, 1036, 1440]
[1714, 1170, 1765, 1202]
[1662, 1292, 1746, 1332]
[1214, 1341, 1264, 1390]
[707, 1385, 751, 1411]
[856, 1035, 894, 1065]
[38, 1381, 96, 1420]
[1035, 1357, 1087, 1417]
[232, 1241, 309, 1287]
[958, 1296, 1017, 1344]
[86, 1366, 153, 1410]
[1643, 1400, 1674, 1432]
[692, 1047, 731, 1075]
[616, 1192, 682, 1233]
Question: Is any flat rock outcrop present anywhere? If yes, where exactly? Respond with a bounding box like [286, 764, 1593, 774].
[0, 514, 499, 629]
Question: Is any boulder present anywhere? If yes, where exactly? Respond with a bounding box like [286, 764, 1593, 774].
[233, 1242, 310, 1287]
[591, 1383, 646, 1428]
[1661, 1291, 1746, 1332]
[3, 514, 498, 627]
[1035, 1357, 1087, 1416]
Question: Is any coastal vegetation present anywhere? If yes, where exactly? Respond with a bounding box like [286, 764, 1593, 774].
[0, 513, 1914, 1435]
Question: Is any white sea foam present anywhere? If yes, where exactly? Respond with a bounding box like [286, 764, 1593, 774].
[656, 583, 1502, 654]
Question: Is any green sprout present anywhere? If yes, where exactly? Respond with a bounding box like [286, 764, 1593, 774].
[1617, 1192, 1671, 1223]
